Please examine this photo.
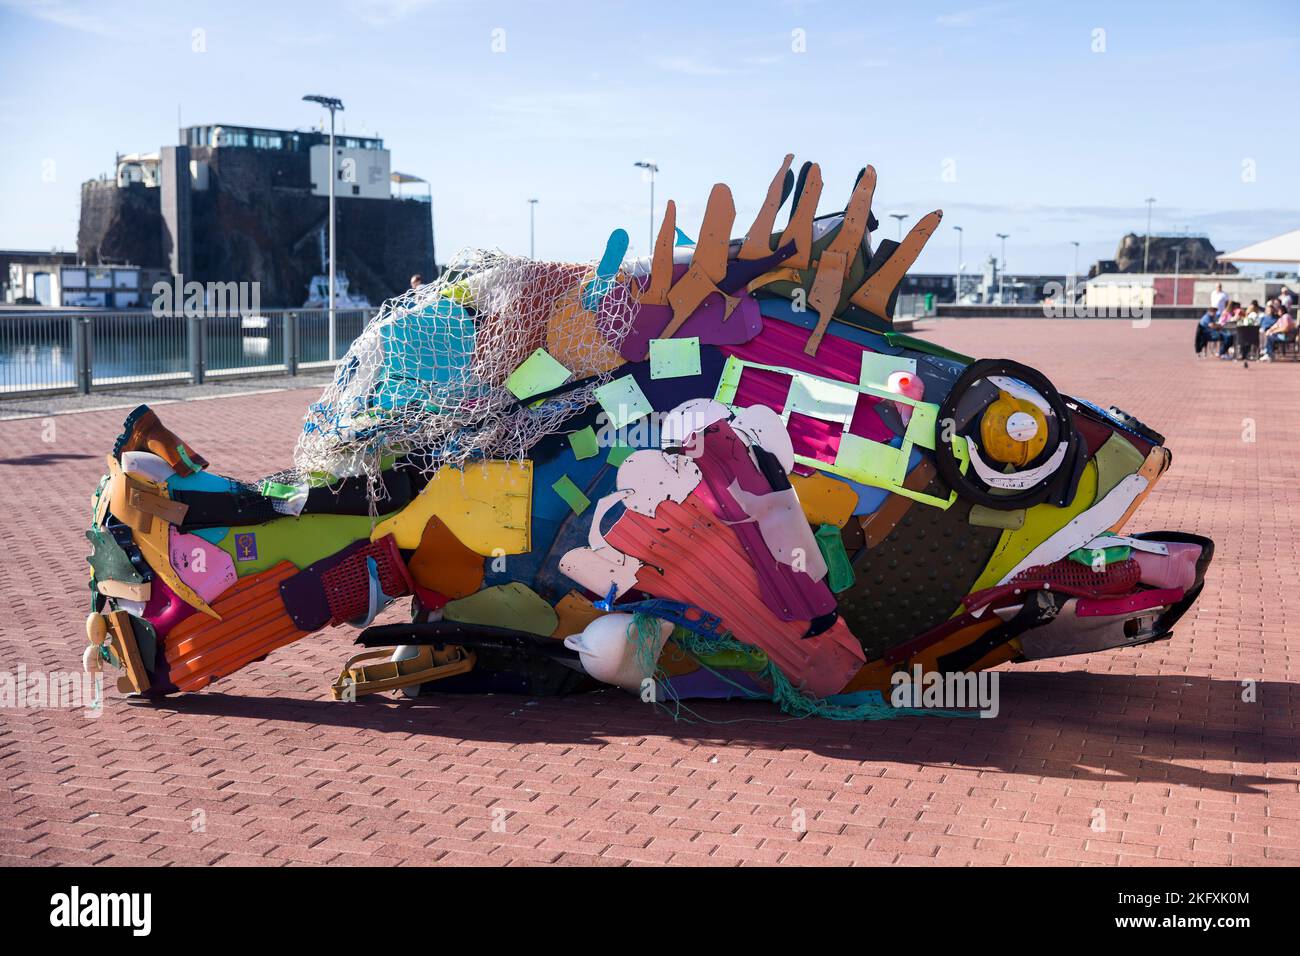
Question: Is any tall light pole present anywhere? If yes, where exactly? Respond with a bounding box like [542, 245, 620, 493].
[890, 213, 909, 241]
[996, 232, 1009, 303]
[304, 94, 344, 361]
[1070, 240, 1080, 299]
[633, 160, 658, 254]
[953, 225, 963, 303]
[528, 198, 539, 259]
[1143, 197, 1156, 274]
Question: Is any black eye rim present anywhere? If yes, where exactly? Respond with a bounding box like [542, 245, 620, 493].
[935, 358, 1085, 510]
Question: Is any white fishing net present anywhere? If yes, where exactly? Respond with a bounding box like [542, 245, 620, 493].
[293, 248, 639, 497]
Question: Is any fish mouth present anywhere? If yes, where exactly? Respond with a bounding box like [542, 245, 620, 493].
[1130, 530, 1215, 644]
[972, 529, 1215, 662]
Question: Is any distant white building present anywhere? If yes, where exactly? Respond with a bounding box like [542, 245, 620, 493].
[6, 261, 147, 307]
[1082, 271, 1289, 308]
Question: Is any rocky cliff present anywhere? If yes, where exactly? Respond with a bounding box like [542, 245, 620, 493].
[1090, 233, 1236, 277]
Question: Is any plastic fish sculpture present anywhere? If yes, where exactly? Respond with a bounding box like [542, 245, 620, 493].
[82, 157, 1213, 718]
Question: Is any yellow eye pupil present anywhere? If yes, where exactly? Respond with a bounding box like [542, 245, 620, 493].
[980, 390, 1048, 466]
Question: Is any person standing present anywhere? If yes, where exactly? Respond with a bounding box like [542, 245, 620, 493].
[1209, 282, 1229, 313]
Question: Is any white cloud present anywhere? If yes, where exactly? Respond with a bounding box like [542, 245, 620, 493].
[1, 0, 117, 36]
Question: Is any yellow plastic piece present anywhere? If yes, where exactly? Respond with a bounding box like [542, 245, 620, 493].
[440, 281, 473, 305]
[331, 645, 475, 699]
[104, 455, 220, 620]
[961, 460, 1099, 601]
[1093, 431, 1147, 500]
[371, 460, 533, 555]
[979, 390, 1047, 467]
[790, 472, 859, 528]
[444, 582, 558, 636]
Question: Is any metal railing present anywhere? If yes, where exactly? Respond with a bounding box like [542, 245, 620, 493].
[0, 308, 375, 398]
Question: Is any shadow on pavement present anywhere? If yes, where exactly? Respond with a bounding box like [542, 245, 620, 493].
[148, 668, 1298, 796]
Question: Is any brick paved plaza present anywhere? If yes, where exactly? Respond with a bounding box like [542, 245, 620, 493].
[1, 319, 1296, 867]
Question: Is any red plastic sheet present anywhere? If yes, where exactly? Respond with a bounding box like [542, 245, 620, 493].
[604, 494, 863, 697]
[688, 420, 835, 621]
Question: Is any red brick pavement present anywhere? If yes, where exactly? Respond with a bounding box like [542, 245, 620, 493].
[0, 319, 1297, 867]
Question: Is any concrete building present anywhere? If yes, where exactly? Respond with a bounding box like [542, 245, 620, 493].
[78, 123, 435, 308]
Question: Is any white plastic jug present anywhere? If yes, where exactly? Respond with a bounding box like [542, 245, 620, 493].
[563, 613, 672, 692]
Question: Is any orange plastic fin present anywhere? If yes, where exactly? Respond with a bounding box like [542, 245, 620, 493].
[805, 166, 877, 356]
[739, 153, 795, 261]
[663, 184, 735, 338]
[634, 198, 676, 305]
[776, 162, 823, 271]
[849, 209, 943, 319]
[692, 183, 735, 282]
[827, 165, 876, 261]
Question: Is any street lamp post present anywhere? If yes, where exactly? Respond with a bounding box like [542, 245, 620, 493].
[996, 233, 1009, 303]
[1070, 240, 1080, 300]
[633, 161, 658, 254]
[303, 94, 344, 361]
[1143, 197, 1156, 274]
[953, 225, 963, 304]
[890, 213, 909, 241]
[528, 198, 539, 259]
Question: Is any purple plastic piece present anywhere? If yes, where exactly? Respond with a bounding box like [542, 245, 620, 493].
[278, 539, 370, 632]
[716, 241, 798, 295]
[620, 266, 764, 362]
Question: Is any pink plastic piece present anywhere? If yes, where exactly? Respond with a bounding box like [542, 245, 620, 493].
[1075, 587, 1184, 617]
[887, 371, 925, 425]
[168, 527, 238, 604]
[722, 323, 898, 455]
[141, 576, 196, 638]
[1134, 542, 1200, 590]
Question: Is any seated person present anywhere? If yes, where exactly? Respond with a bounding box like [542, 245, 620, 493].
[1244, 299, 1265, 326]
[1215, 304, 1241, 357]
[1196, 307, 1217, 355]
[1263, 307, 1295, 361]
[1259, 298, 1280, 336]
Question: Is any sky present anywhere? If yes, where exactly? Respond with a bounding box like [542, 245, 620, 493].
[0, 0, 1296, 275]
